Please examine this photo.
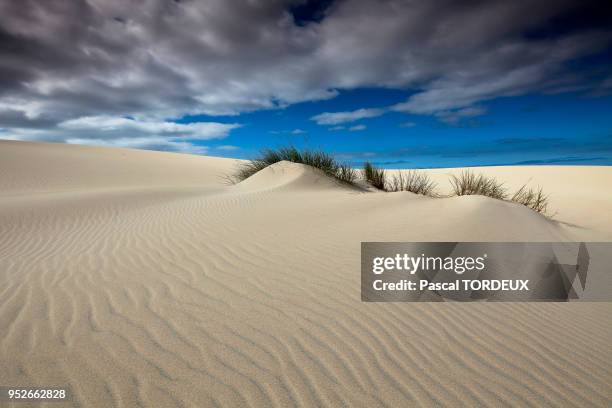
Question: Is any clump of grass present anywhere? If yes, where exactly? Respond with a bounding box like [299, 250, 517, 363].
[336, 163, 358, 184]
[229, 146, 357, 185]
[450, 170, 551, 215]
[511, 184, 549, 214]
[449, 170, 507, 200]
[363, 161, 386, 190]
[231, 150, 551, 215]
[388, 171, 438, 196]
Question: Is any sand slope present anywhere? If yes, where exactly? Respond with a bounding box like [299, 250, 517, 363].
[1, 141, 611, 407]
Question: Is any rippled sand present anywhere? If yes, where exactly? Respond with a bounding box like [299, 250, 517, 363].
[1, 140, 611, 407]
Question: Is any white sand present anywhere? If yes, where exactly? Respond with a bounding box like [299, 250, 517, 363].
[1, 140, 611, 407]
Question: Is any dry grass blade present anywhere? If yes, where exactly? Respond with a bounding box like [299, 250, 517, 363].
[336, 163, 358, 184]
[363, 161, 386, 190]
[450, 170, 507, 200]
[511, 184, 549, 214]
[389, 171, 437, 196]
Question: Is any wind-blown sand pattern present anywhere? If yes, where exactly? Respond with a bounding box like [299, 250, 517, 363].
[1, 140, 611, 407]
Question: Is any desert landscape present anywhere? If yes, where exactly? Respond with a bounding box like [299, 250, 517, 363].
[1, 140, 610, 407]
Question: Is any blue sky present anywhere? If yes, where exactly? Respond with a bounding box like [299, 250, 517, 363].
[1, 0, 611, 168]
[182, 89, 612, 168]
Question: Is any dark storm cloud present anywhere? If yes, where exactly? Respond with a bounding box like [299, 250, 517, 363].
[0, 0, 611, 150]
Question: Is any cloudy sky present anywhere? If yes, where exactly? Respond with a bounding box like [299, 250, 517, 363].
[1, 0, 611, 167]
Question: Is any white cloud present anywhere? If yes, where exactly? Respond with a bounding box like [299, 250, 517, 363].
[349, 124, 366, 131]
[399, 122, 416, 128]
[329, 126, 345, 131]
[434, 106, 487, 124]
[59, 116, 240, 140]
[311, 108, 385, 125]
[269, 128, 307, 135]
[4, 116, 240, 153]
[216, 145, 239, 151]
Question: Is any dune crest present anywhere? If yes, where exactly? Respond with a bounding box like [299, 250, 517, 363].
[233, 160, 358, 193]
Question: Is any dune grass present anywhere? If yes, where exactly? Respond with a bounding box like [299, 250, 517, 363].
[511, 184, 549, 214]
[449, 170, 508, 200]
[388, 170, 438, 196]
[449, 169, 550, 214]
[229, 146, 357, 185]
[336, 163, 358, 184]
[231, 149, 550, 215]
[363, 161, 386, 190]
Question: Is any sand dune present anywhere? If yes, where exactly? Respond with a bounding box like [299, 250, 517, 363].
[1, 141, 611, 407]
